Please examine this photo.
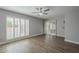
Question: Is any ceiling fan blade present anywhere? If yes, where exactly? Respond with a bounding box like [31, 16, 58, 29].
[36, 8, 42, 12]
[44, 9, 50, 12]
[40, 8, 43, 13]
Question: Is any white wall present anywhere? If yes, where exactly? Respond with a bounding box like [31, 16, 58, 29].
[65, 12, 79, 44]
[29, 17, 43, 36]
[0, 9, 43, 43]
[0, 14, 6, 42]
[44, 10, 79, 44]
[56, 16, 65, 37]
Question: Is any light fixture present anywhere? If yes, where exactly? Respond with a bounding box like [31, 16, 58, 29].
[32, 7, 50, 16]
[38, 13, 43, 16]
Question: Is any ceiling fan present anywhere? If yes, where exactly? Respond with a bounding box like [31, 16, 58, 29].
[32, 7, 50, 16]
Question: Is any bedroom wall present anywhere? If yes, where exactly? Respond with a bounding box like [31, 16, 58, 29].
[0, 14, 6, 42]
[0, 9, 44, 43]
[65, 11, 79, 44]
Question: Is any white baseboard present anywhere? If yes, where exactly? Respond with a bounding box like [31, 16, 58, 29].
[57, 34, 65, 37]
[28, 33, 43, 38]
[0, 33, 43, 45]
[65, 39, 79, 45]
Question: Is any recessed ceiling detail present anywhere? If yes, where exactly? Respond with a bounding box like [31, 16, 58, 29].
[32, 7, 50, 16]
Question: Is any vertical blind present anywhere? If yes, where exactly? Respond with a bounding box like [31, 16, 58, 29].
[6, 16, 29, 40]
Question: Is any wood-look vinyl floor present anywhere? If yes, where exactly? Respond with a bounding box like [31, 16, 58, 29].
[0, 35, 79, 53]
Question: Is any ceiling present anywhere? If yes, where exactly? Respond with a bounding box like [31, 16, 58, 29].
[0, 6, 78, 19]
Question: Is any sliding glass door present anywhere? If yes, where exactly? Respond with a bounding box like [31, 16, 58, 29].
[6, 16, 29, 40]
[45, 21, 56, 35]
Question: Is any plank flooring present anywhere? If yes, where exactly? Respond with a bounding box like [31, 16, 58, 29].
[0, 35, 79, 53]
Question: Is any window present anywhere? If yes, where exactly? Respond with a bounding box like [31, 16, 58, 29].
[21, 19, 25, 36]
[14, 18, 20, 37]
[6, 16, 29, 40]
[6, 17, 14, 39]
